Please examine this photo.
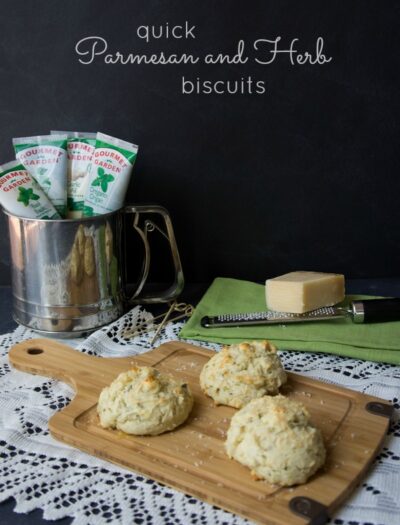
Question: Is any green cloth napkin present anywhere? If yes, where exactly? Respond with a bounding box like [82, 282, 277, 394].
[180, 277, 400, 365]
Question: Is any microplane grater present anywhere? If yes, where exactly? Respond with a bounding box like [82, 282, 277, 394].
[201, 298, 400, 328]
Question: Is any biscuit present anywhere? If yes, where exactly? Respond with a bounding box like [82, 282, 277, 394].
[225, 395, 326, 486]
[97, 366, 193, 435]
[199, 340, 286, 408]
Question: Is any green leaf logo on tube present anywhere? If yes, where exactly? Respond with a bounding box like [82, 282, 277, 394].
[17, 186, 40, 206]
[13, 134, 68, 217]
[51, 131, 96, 219]
[0, 160, 60, 219]
[83, 132, 138, 217]
[91, 167, 115, 192]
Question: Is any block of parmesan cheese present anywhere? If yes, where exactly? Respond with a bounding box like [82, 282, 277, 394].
[266, 271, 345, 313]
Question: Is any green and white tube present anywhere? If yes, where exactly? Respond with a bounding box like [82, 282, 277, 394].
[51, 131, 96, 218]
[0, 160, 60, 219]
[13, 134, 68, 217]
[83, 132, 138, 217]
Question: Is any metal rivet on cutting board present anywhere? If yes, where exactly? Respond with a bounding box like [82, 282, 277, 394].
[27, 348, 44, 355]
[289, 497, 329, 525]
[366, 402, 393, 418]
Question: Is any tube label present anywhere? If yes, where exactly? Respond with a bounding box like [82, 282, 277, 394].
[83, 132, 138, 216]
[0, 160, 61, 219]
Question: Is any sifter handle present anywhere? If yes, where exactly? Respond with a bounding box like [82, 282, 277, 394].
[352, 298, 400, 323]
[122, 205, 184, 304]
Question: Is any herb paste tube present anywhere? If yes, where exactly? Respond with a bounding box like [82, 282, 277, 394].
[83, 132, 138, 217]
[0, 160, 60, 219]
[13, 134, 68, 217]
[51, 131, 96, 218]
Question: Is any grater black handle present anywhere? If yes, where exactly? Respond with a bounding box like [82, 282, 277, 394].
[353, 298, 400, 323]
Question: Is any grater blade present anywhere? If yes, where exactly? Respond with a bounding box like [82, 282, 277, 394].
[201, 306, 349, 328]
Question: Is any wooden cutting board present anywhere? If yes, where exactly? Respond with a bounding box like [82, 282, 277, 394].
[9, 339, 393, 525]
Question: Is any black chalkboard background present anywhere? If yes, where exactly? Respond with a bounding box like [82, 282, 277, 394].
[0, 0, 399, 286]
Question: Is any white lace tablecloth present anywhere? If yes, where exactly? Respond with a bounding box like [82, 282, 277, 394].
[1, 306, 399, 525]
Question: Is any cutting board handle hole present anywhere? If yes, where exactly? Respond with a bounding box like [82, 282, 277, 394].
[27, 348, 44, 355]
